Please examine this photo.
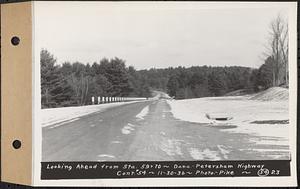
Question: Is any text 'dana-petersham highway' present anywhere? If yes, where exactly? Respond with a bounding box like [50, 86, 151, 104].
[41, 160, 290, 179]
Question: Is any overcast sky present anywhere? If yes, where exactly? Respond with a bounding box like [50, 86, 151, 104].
[34, 2, 293, 70]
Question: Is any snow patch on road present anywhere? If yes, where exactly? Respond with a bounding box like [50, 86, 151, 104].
[97, 154, 115, 161]
[217, 145, 231, 159]
[111, 141, 122, 144]
[189, 148, 221, 160]
[136, 105, 150, 120]
[42, 101, 141, 128]
[121, 123, 135, 135]
[97, 154, 115, 158]
[160, 138, 183, 156]
[189, 148, 204, 159]
[160, 131, 166, 136]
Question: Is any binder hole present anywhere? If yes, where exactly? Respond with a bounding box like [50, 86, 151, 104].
[11, 36, 20, 46]
[12, 140, 21, 149]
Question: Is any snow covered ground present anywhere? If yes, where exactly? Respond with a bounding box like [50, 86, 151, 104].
[250, 86, 288, 101]
[166, 88, 289, 145]
[41, 101, 144, 128]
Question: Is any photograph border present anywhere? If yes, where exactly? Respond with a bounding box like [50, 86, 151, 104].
[32, 1, 298, 187]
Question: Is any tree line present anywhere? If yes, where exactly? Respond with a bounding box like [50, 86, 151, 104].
[41, 49, 281, 108]
[41, 50, 151, 108]
[41, 49, 287, 108]
[139, 66, 256, 99]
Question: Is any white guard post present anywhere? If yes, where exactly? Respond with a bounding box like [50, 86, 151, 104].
[91, 96, 95, 105]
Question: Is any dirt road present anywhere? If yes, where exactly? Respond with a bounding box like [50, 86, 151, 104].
[43, 99, 289, 161]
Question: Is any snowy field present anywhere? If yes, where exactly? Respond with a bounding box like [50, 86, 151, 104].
[167, 87, 289, 145]
[41, 101, 144, 127]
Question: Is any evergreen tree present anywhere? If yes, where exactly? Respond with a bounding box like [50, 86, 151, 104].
[167, 75, 179, 98]
[100, 58, 132, 96]
[208, 71, 228, 96]
[256, 56, 274, 89]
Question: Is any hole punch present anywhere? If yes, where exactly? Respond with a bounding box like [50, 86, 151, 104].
[11, 36, 20, 46]
[12, 140, 21, 149]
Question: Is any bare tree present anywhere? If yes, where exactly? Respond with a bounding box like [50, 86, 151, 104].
[265, 14, 289, 87]
[279, 21, 289, 86]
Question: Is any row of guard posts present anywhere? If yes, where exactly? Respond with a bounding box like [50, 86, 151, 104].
[91, 96, 147, 105]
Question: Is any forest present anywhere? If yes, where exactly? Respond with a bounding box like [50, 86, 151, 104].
[41, 50, 151, 108]
[41, 48, 286, 108]
[41, 15, 288, 108]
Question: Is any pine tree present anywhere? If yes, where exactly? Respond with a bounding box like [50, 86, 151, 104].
[100, 58, 132, 96]
[208, 71, 228, 96]
[167, 75, 179, 98]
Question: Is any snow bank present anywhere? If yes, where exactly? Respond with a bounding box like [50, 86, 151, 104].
[42, 101, 141, 127]
[250, 87, 288, 101]
[167, 96, 289, 140]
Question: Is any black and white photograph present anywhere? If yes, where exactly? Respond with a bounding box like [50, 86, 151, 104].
[33, 1, 297, 184]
